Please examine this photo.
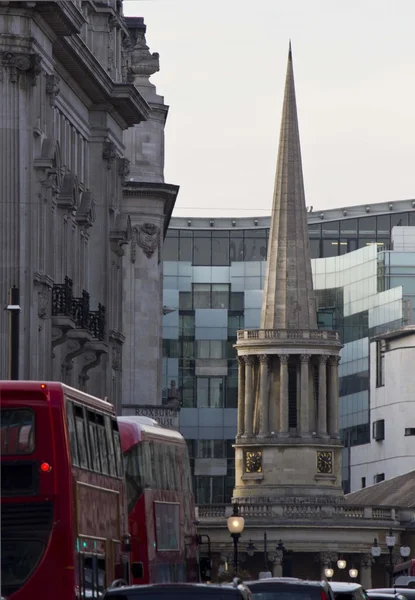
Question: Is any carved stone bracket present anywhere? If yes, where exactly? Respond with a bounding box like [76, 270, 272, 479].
[110, 213, 132, 256]
[1, 52, 41, 85]
[51, 317, 75, 350]
[76, 191, 96, 228]
[78, 342, 108, 387]
[62, 330, 93, 374]
[118, 157, 131, 183]
[136, 222, 160, 259]
[45, 74, 60, 105]
[57, 172, 80, 212]
[103, 141, 117, 169]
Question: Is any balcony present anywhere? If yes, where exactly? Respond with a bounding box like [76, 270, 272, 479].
[52, 277, 106, 342]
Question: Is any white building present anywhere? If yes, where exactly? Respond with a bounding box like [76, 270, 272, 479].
[350, 325, 415, 491]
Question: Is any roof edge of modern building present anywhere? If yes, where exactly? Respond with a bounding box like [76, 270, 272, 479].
[372, 324, 415, 342]
[169, 198, 415, 229]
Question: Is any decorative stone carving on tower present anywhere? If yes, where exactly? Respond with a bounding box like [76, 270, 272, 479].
[233, 44, 343, 503]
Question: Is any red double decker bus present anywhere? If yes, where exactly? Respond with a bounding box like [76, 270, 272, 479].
[118, 416, 198, 584]
[0, 381, 130, 600]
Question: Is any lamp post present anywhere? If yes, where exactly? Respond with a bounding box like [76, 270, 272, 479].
[227, 503, 245, 574]
[371, 538, 381, 561]
[386, 529, 396, 587]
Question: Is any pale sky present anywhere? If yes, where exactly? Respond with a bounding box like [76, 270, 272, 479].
[124, 0, 415, 217]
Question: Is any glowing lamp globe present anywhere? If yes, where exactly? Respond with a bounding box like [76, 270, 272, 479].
[349, 568, 358, 579]
[227, 514, 245, 534]
[337, 559, 347, 570]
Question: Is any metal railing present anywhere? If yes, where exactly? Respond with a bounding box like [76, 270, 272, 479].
[236, 329, 340, 342]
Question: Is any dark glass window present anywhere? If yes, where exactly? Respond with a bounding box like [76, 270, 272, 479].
[244, 235, 267, 261]
[212, 235, 230, 266]
[197, 440, 225, 458]
[308, 223, 322, 238]
[376, 214, 390, 238]
[339, 239, 349, 255]
[179, 313, 195, 337]
[105, 416, 117, 476]
[342, 310, 369, 344]
[409, 211, 415, 226]
[193, 236, 211, 266]
[358, 216, 376, 236]
[322, 240, 340, 258]
[112, 419, 123, 477]
[179, 292, 192, 310]
[163, 235, 178, 261]
[340, 219, 357, 236]
[228, 312, 244, 337]
[358, 238, 377, 249]
[195, 476, 224, 504]
[193, 284, 211, 309]
[1, 409, 35, 455]
[74, 405, 89, 469]
[196, 377, 224, 408]
[66, 402, 79, 466]
[322, 220, 340, 238]
[391, 212, 408, 229]
[229, 237, 244, 262]
[375, 341, 385, 387]
[339, 371, 369, 396]
[309, 239, 321, 258]
[211, 284, 229, 308]
[179, 235, 192, 261]
[196, 340, 224, 359]
[230, 292, 244, 311]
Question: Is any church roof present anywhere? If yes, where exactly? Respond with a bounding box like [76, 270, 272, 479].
[260, 43, 317, 331]
[345, 471, 415, 508]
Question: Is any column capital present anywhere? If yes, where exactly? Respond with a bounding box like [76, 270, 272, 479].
[244, 355, 256, 366]
[278, 354, 289, 364]
[360, 553, 374, 568]
[300, 354, 310, 363]
[319, 355, 329, 364]
[237, 355, 245, 366]
[319, 551, 332, 566]
[258, 354, 269, 364]
[329, 355, 341, 366]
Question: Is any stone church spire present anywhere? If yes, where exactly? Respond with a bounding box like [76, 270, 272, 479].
[261, 44, 317, 330]
[233, 44, 343, 503]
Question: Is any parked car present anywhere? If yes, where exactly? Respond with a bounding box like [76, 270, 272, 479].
[102, 580, 252, 600]
[367, 591, 415, 600]
[246, 577, 335, 600]
[366, 592, 407, 600]
[329, 582, 368, 600]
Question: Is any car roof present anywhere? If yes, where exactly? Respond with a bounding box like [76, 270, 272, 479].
[247, 579, 328, 587]
[367, 594, 406, 599]
[330, 582, 363, 591]
[105, 583, 247, 594]
[367, 591, 415, 597]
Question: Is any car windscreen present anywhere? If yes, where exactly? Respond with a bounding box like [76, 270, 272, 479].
[249, 587, 322, 600]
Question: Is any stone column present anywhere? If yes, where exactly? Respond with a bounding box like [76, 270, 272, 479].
[328, 355, 340, 437]
[244, 356, 255, 436]
[300, 354, 310, 434]
[259, 354, 269, 436]
[237, 356, 246, 437]
[279, 354, 289, 434]
[318, 355, 328, 437]
[360, 554, 373, 590]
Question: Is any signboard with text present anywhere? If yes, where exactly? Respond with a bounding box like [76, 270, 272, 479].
[134, 405, 180, 430]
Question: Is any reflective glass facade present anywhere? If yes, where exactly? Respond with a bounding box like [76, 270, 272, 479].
[162, 204, 415, 501]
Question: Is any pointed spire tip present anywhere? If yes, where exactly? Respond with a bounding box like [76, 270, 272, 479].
[288, 40, 292, 61]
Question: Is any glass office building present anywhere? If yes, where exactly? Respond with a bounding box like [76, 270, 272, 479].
[162, 200, 415, 500]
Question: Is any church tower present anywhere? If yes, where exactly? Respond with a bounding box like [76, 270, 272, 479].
[233, 45, 343, 501]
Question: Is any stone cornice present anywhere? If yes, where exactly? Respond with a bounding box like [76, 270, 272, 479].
[123, 182, 179, 236]
[35, 1, 86, 36]
[52, 35, 150, 127]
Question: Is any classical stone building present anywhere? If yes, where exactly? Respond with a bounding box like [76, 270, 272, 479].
[196, 46, 413, 586]
[0, 1, 177, 411]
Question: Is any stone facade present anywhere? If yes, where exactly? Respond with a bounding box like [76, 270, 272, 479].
[0, 2, 177, 410]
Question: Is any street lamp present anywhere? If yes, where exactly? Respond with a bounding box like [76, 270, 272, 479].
[324, 568, 334, 580]
[349, 568, 359, 579]
[400, 544, 411, 559]
[337, 558, 347, 570]
[371, 538, 381, 560]
[247, 540, 256, 557]
[386, 529, 396, 587]
[227, 503, 245, 574]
